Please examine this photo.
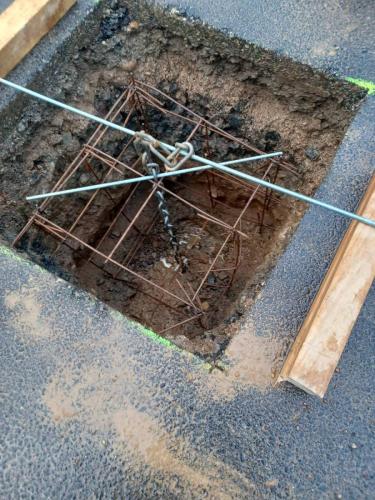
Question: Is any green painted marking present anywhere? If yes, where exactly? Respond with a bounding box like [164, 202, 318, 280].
[0, 245, 28, 264]
[122, 317, 218, 371]
[345, 77, 375, 95]
[110, 308, 179, 350]
[0, 245, 52, 276]
[134, 322, 179, 349]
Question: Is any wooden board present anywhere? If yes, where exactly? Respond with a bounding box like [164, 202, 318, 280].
[0, 0, 77, 78]
[278, 175, 375, 397]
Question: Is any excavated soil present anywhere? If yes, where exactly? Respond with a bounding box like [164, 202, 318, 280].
[0, 0, 364, 357]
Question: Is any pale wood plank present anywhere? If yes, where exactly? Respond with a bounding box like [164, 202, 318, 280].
[278, 175, 375, 397]
[0, 0, 77, 78]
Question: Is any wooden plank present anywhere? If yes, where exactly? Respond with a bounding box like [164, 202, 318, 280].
[0, 0, 77, 78]
[278, 175, 375, 397]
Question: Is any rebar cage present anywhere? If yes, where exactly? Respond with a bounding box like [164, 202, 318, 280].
[15, 80, 298, 338]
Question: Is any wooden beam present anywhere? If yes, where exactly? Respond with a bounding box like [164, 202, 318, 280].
[0, 0, 77, 78]
[278, 175, 375, 397]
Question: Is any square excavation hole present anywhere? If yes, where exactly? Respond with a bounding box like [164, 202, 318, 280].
[0, 0, 364, 357]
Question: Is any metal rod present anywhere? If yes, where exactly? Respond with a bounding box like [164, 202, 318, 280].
[2, 78, 374, 229]
[134, 80, 300, 176]
[192, 163, 272, 301]
[26, 152, 281, 201]
[157, 313, 203, 335]
[13, 87, 136, 247]
[106, 184, 159, 262]
[65, 145, 257, 241]
[33, 214, 193, 308]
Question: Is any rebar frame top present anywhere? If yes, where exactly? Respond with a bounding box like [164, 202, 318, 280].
[14, 81, 296, 335]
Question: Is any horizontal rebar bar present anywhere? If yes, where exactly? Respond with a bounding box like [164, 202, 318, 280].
[2, 78, 375, 229]
[33, 213, 193, 308]
[25, 152, 282, 200]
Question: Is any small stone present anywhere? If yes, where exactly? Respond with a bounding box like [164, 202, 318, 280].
[238, 69, 258, 81]
[30, 172, 42, 185]
[207, 275, 216, 285]
[46, 161, 55, 170]
[80, 173, 90, 184]
[31, 112, 42, 124]
[350, 443, 357, 449]
[264, 479, 278, 488]
[62, 79, 74, 91]
[127, 20, 140, 32]
[50, 134, 62, 145]
[306, 118, 321, 132]
[305, 146, 320, 161]
[17, 121, 27, 133]
[62, 132, 73, 146]
[51, 116, 63, 128]
[61, 132, 79, 152]
[120, 60, 138, 72]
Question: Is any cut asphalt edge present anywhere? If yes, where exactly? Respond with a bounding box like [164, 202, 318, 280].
[0, 244, 215, 371]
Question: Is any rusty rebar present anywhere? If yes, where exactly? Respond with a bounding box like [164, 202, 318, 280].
[13, 82, 297, 337]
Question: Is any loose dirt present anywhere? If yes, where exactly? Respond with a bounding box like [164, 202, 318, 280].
[4, 276, 55, 340]
[42, 325, 258, 498]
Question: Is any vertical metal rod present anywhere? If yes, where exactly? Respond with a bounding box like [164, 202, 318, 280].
[192, 163, 273, 301]
[105, 184, 159, 262]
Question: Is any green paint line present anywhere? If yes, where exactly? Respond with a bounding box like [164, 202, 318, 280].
[126, 317, 219, 371]
[110, 307, 180, 350]
[0, 245, 52, 276]
[0, 245, 29, 264]
[134, 321, 221, 372]
[135, 322, 179, 349]
[345, 77, 375, 95]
